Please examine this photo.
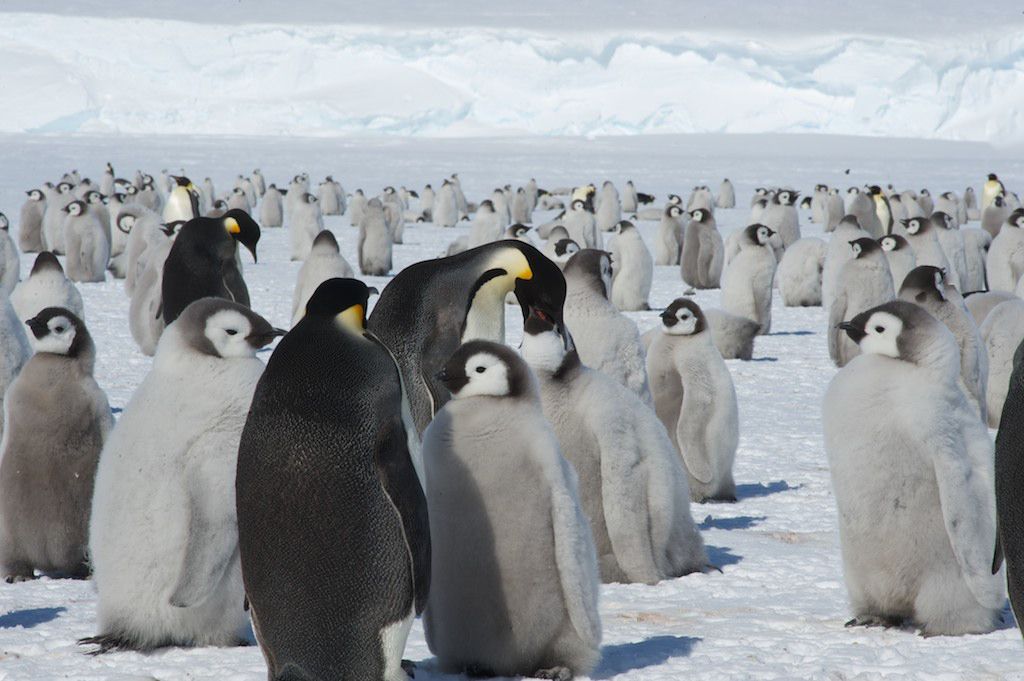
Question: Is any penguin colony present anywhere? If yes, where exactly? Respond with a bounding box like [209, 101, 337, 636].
[2, 165, 1024, 680]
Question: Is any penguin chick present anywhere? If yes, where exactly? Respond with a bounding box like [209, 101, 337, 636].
[468, 200, 502, 249]
[980, 299, 1024, 428]
[846, 188, 883, 238]
[18, 189, 46, 253]
[721, 224, 776, 335]
[0, 295, 30, 441]
[63, 200, 109, 283]
[654, 203, 684, 266]
[563, 249, 651, 404]
[777, 237, 826, 307]
[716, 179, 735, 209]
[647, 298, 739, 502]
[900, 217, 954, 284]
[432, 180, 459, 228]
[511, 187, 533, 225]
[564, 198, 600, 250]
[10, 252, 84, 322]
[609, 220, 653, 311]
[680, 208, 725, 289]
[85, 299, 279, 652]
[0, 213, 19, 296]
[762, 189, 801, 252]
[289, 193, 324, 261]
[877, 234, 916, 292]
[828, 238, 895, 368]
[960, 228, 991, 293]
[358, 198, 393, 276]
[292, 230, 355, 326]
[423, 340, 601, 679]
[259, 184, 285, 228]
[981, 194, 1010, 239]
[595, 181, 621, 233]
[521, 311, 707, 583]
[898, 266, 988, 422]
[822, 215, 871, 305]
[824, 300, 1003, 635]
[0, 308, 111, 581]
[317, 178, 342, 216]
[985, 208, 1024, 292]
[931, 212, 969, 290]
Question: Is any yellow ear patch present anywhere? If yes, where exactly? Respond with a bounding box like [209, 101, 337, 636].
[224, 217, 240, 234]
[336, 304, 365, 331]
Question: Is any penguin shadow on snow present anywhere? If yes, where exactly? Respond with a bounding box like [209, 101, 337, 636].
[704, 545, 742, 567]
[698, 515, 767, 531]
[591, 635, 701, 679]
[765, 330, 814, 337]
[0, 606, 66, 629]
[735, 480, 800, 499]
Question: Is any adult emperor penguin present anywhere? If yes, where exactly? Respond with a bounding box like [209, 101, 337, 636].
[0, 215, 19, 296]
[869, 185, 893, 235]
[18, 189, 46, 252]
[84, 299, 280, 652]
[162, 176, 200, 224]
[62, 200, 110, 283]
[161, 210, 260, 325]
[0, 308, 111, 581]
[369, 240, 566, 434]
[722, 224, 776, 335]
[986, 209, 1024, 292]
[10, 252, 84, 322]
[901, 216, 954, 283]
[824, 300, 1003, 635]
[521, 310, 707, 583]
[983, 173, 1005, 211]
[716, 178, 735, 209]
[562, 249, 651, 404]
[609, 220, 652, 311]
[777, 237, 826, 307]
[647, 298, 740, 502]
[898, 265, 988, 422]
[359, 198, 393, 276]
[828, 238, 895, 368]
[877, 233, 916, 291]
[260, 184, 285, 228]
[237, 278, 428, 681]
[994, 328, 1024, 635]
[680, 208, 725, 289]
[423, 340, 601, 678]
[655, 203, 684, 266]
[980, 299, 1024, 428]
[291, 230, 354, 326]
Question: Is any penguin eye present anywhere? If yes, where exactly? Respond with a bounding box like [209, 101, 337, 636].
[225, 329, 238, 336]
[474, 366, 486, 374]
[54, 326, 65, 333]
[874, 326, 885, 333]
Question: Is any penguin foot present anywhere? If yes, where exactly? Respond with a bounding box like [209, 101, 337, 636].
[844, 614, 901, 629]
[3, 571, 35, 584]
[703, 563, 724, 574]
[78, 633, 136, 655]
[464, 664, 496, 678]
[534, 666, 573, 681]
[401, 659, 417, 677]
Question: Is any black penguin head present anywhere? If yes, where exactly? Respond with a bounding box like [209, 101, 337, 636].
[311, 229, 340, 252]
[611, 220, 636, 235]
[105, 162, 114, 173]
[839, 300, 946, 365]
[878, 234, 908, 252]
[849, 237, 879, 259]
[212, 199, 227, 210]
[868, 185, 884, 196]
[25, 307, 89, 357]
[571, 198, 586, 211]
[668, 193, 683, 205]
[30, 251, 64, 276]
[63, 200, 86, 217]
[502, 242, 568, 346]
[563, 248, 613, 299]
[994, 194, 1005, 208]
[689, 208, 708, 223]
[667, 204, 684, 219]
[815, 184, 828, 192]
[161, 220, 187, 237]
[85, 190, 104, 205]
[552, 238, 580, 262]
[745, 223, 774, 246]
[57, 182, 73, 194]
[1008, 208, 1024, 229]
[116, 212, 136, 235]
[930, 211, 954, 230]
[176, 297, 283, 358]
[171, 175, 194, 188]
[847, 187, 860, 195]
[775, 189, 799, 206]
[507, 223, 530, 238]
[221, 209, 260, 262]
[437, 340, 532, 400]
[988, 173, 999, 182]
[901, 216, 929, 235]
[660, 297, 707, 336]
[754, 187, 766, 196]
[26, 189, 43, 201]
[920, 188, 931, 196]
[898, 265, 947, 304]
[303, 278, 377, 332]
[125, 184, 138, 196]
[479, 199, 495, 213]
[303, 193, 318, 204]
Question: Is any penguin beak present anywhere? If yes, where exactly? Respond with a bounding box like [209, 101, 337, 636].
[660, 310, 677, 326]
[246, 327, 287, 349]
[25, 316, 49, 339]
[838, 321, 867, 343]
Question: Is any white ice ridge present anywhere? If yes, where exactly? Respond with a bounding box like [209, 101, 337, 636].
[2, 11, 1023, 142]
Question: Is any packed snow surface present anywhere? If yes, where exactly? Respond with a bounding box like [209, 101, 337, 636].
[0, 132, 1023, 679]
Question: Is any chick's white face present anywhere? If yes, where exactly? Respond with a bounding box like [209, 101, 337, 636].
[691, 209, 704, 222]
[29, 190, 43, 201]
[204, 310, 257, 359]
[880, 237, 896, 252]
[779, 191, 792, 204]
[669, 205, 683, 218]
[850, 241, 862, 256]
[520, 328, 566, 372]
[452, 352, 510, 399]
[664, 307, 698, 336]
[858, 312, 903, 359]
[67, 202, 84, 217]
[32, 315, 76, 355]
[756, 226, 772, 245]
[906, 219, 923, 234]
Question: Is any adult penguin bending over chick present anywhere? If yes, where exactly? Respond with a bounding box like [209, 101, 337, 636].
[161, 209, 260, 325]
[237, 279, 428, 681]
[368, 240, 566, 434]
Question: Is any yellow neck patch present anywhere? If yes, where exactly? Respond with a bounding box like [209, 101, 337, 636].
[336, 304, 365, 332]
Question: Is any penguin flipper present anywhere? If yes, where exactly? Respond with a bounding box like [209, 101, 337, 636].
[993, 528, 1004, 575]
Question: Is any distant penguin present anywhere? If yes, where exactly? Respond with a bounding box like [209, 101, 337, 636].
[450, 173, 470, 217]
[260, 184, 285, 228]
[317, 178, 342, 215]
[468, 200, 502, 249]
[980, 299, 1024, 428]
[162, 176, 200, 224]
[716, 179, 735, 209]
[121, 204, 167, 295]
[931, 212, 969, 290]
[647, 298, 739, 502]
[982, 194, 1010, 239]
[226, 187, 250, 213]
[681, 207, 726, 290]
[83, 190, 111, 248]
[511, 187, 532, 224]
[777, 237, 826, 307]
[762, 189, 801, 250]
[655, 204, 685, 266]
[0, 214, 19, 296]
[100, 162, 115, 197]
[433, 180, 459, 228]
[490, 188, 511, 229]
[358, 198, 393, 276]
[18, 189, 46, 253]
[822, 215, 871, 305]
[382, 189, 406, 244]
[983, 173, 1005, 211]
[0, 308, 111, 581]
[206, 199, 228, 218]
[292, 230, 354, 326]
[237, 279, 429, 681]
[161, 210, 260, 325]
[901, 216, 954, 282]
[419, 184, 435, 221]
[687, 186, 714, 213]
[609, 220, 653, 311]
[869, 186, 894, 235]
[722, 224, 776, 335]
[423, 340, 601, 679]
[563, 249, 651, 404]
[961, 228, 991, 293]
[985, 209, 1024, 292]
[878, 234, 916, 291]
[10, 252, 84, 322]
[62, 201, 109, 283]
[828, 238, 895, 367]
[289, 193, 323, 261]
[622, 180, 639, 213]
[348, 189, 368, 227]
[550, 237, 581, 269]
[825, 188, 845, 231]
[565, 198, 600, 250]
[521, 310, 707, 583]
[899, 265, 988, 422]
[41, 181, 74, 253]
[825, 300, 1003, 636]
[918, 188, 935, 216]
[595, 181, 621, 233]
[0, 296, 30, 440]
[847, 188, 883, 238]
[251, 169, 266, 197]
[504, 223, 532, 243]
[810, 184, 829, 225]
[85, 299, 279, 652]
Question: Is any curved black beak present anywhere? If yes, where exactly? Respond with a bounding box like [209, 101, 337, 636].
[838, 321, 866, 343]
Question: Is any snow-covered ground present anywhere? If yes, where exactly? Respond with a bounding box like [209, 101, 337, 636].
[2, 2, 1023, 141]
[1, 132, 1023, 679]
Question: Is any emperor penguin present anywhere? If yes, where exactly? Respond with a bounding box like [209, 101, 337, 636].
[317, 178, 342, 215]
[828, 238, 895, 368]
[468, 200, 502, 249]
[877, 234, 916, 291]
[419, 184, 435, 221]
[869, 186, 894, 235]
[993, 329, 1024, 636]
[647, 298, 740, 503]
[901, 217, 954, 282]
[966, 291, 1018, 328]
[0, 308, 111, 581]
[11, 252, 84, 322]
[0, 215, 19, 296]
[121, 203, 168, 295]
[898, 266, 988, 422]
[18, 189, 46, 253]
[982, 173, 1005, 210]
[84, 299, 280, 652]
[206, 199, 228, 218]
[83, 190, 111, 248]
[348, 189, 368, 227]
[382, 192, 407, 244]
[100, 162, 115, 197]
[917, 188, 935, 216]
[609, 220, 653, 311]
[521, 310, 707, 583]
[162, 176, 200, 224]
[260, 184, 285, 228]
[985, 209, 1024, 292]
[980, 299, 1024, 428]
[251, 169, 266, 197]
[846, 188, 883, 238]
[161, 210, 260, 325]
[550, 237, 581, 270]
[982, 194, 1010, 238]
[621, 180, 638, 213]
[237, 279, 428, 681]
[62, 200, 110, 283]
[504, 223, 532, 243]
[562, 249, 651, 404]
[680, 208, 725, 289]
[960, 228, 991, 293]
[201, 177, 216, 210]
[564, 198, 600, 250]
[42, 181, 75, 253]
[226, 187, 251, 213]
[511, 187, 533, 225]
[655, 203, 685, 266]
[595, 181, 621, 233]
[777, 237, 826, 307]
[686, 186, 714, 213]
[423, 340, 601, 679]
[490, 187, 511, 228]
[358, 198, 393, 276]
[368, 240, 566, 434]
[0, 295, 30, 440]
[888, 193, 908, 223]
[931, 212, 969, 290]
[129, 222, 178, 356]
[964, 185, 979, 216]
[291, 230, 355, 326]
[824, 300, 1003, 635]
[762, 189, 801, 250]
[826, 187, 845, 231]
[433, 181, 459, 228]
[450, 173, 470, 218]
[716, 178, 735, 209]
[289, 193, 323, 261]
[721, 224, 776, 335]
[810, 184, 829, 225]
